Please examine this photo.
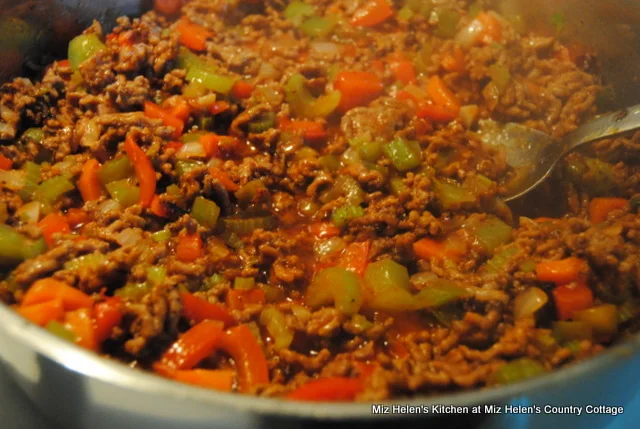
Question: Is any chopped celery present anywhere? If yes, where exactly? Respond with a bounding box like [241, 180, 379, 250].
[331, 204, 364, 227]
[358, 141, 384, 163]
[465, 215, 513, 254]
[483, 245, 519, 273]
[176, 47, 202, 70]
[306, 266, 363, 314]
[68, 34, 105, 71]
[434, 8, 460, 39]
[260, 306, 294, 350]
[234, 277, 255, 290]
[294, 147, 319, 161]
[23, 127, 44, 143]
[489, 358, 546, 385]
[552, 321, 593, 343]
[519, 259, 537, 273]
[22, 237, 47, 260]
[574, 304, 617, 341]
[319, 175, 365, 205]
[186, 67, 236, 95]
[115, 282, 151, 300]
[152, 229, 171, 242]
[46, 321, 77, 343]
[18, 161, 41, 201]
[64, 253, 106, 271]
[488, 64, 511, 94]
[284, 73, 341, 118]
[433, 179, 476, 209]
[147, 266, 166, 286]
[99, 157, 134, 185]
[363, 259, 416, 312]
[33, 175, 74, 206]
[383, 138, 422, 172]
[390, 176, 408, 196]
[247, 112, 276, 133]
[175, 160, 205, 177]
[259, 284, 285, 302]
[415, 280, 468, 308]
[284, 1, 315, 25]
[106, 180, 140, 208]
[201, 273, 225, 291]
[300, 16, 337, 39]
[191, 196, 221, 229]
[181, 131, 208, 143]
[397, 6, 415, 22]
[318, 155, 340, 171]
[350, 314, 373, 330]
[223, 216, 276, 235]
[235, 180, 266, 204]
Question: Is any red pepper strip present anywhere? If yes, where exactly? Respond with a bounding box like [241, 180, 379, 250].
[78, 159, 103, 202]
[218, 324, 269, 392]
[66, 208, 90, 228]
[425, 75, 460, 113]
[176, 18, 213, 52]
[287, 377, 364, 401]
[209, 167, 239, 192]
[231, 81, 254, 99]
[123, 133, 156, 208]
[552, 282, 594, 321]
[165, 141, 184, 152]
[536, 257, 588, 285]
[22, 278, 93, 310]
[149, 195, 169, 218]
[65, 308, 97, 351]
[334, 71, 384, 113]
[163, 97, 191, 121]
[225, 289, 266, 311]
[386, 53, 416, 85]
[199, 133, 222, 158]
[171, 369, 234, 391]
[210, 101, 230, 115]
[279, 118, 328, 141]
[308, 222, 341, 239]
[94, 297, 123, 344]
[350, 0, 394, 27]
[416, 103, 459, 122]
[338, 241, 370, 277]
[157, 320, 225, 371]
[38, 213, 71, 247]
[180, 292, 235, 327]
[0, 154, 13, 170]
[144, 101, 184, 138]
[176, 232, 203, 262]
[18, 299, 65, 327]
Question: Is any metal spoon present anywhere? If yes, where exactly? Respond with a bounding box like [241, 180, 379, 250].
[479, 104, 640, 201]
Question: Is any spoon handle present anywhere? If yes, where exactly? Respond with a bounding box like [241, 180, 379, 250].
[563, 103, 640, 155]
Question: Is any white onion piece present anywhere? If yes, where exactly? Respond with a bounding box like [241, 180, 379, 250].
[455, 18, 484, 48]
[258, 62, 278, 80]
[116, 228, 143, 246]
[0, 170, 25, 190]
[97, 199, 121, 216]
[207, 157, 224, 169]
[513, 287, 549, 319]
[177, 141, 207, 159]
[16, 201, 41, 224]
[310, 42, 339, 55]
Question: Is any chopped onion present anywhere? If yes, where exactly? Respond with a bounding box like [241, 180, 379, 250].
[513, 287, 549, 319]
[16, 201, 41, 224]
[459, 104, 479, 128]
[177, 141, 207, 159]
[310, 42, 339, 55]
[455, 18, 484, 48]
[258, 62, 278, 80]
[313, 237, 346, 259]
[0, 169, 25, 190]
[97, 199, 121, 216]
[116, 228, 143, 246]
[207, 157, 224, 169]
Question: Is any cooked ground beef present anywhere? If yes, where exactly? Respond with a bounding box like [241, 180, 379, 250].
[0, 0, 638, 402]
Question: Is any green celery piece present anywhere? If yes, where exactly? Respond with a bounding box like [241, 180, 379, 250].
[307, 266, 363, 315]
[18, 161, 41, 201]
[68, 34, 106, 71]
[284, 1, 315, 25]
[115, 283, 151, 300]
[147, 266, 167, 286]
[383, 138, 422, 172]
[489, 358, 546, 385]
[331, 204, 364, 227]
[434, 8, 460, 39]
[106, 180, 140, 208]
[363, 260, 416, 312]
[98, 157, 134, 185]
[0, 225, 29, 265]
[191, 196, 221, 229]
[260, 306, 294, 350]
[234, 180, 266, 204]
[358, 141, 384, 163]
[284, 74, 340, 118]
[234, 277, 255, 290]
[23, 127, 44, 143]
[414, 280, 468, 308]
[181, 131, 209, 143]
[151, 229, 171, 242]
[299, 16, 337, 39]
[433, 179, 476, 209]
[46, 321, 77, 342]
[175, 160, 205, 178]
[186, 67, 236, 95]
[33, 175, 74, 206]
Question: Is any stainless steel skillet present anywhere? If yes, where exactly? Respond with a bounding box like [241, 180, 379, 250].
[1, 1, 640, 428]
